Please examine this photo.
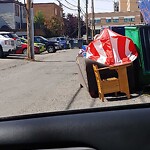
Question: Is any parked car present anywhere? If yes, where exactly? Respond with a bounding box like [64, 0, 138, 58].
[0, 32, 21, 51]
[34, 36, 59, 53]
[55, 37, 68, 49]
[16, 43, 40, 54]
[48, 37, 62, 50]
[20, 37, 46, 53]
[0, 35, 15, 58]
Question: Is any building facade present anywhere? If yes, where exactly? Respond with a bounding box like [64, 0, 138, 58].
[33, 3, 63, 22]
[89, 0, 143, 34]
[0, 0, 26, 30]
[119, 0, 139, 12]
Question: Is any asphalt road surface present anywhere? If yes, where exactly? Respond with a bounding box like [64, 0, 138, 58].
[0, 49, 149, 117]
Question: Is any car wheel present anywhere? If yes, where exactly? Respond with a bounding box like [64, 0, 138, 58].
[23, 48, 27, 55]
[0, 47, 4, 58]
[47, 46, 56, 53]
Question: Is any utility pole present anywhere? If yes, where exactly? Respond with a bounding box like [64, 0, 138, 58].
[78, 0, 81, 39]
[86, 0, 88, 44]
[91, 0, 95, 40]
[26, 0, 35, 60]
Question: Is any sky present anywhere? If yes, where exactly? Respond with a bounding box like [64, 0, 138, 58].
[19, 0, 114, 15]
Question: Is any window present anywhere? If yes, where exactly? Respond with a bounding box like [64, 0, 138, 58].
[55, 8, 58, 15]
[106, 17, 111, 23]
[124, 18, 130, 22]
[15, 4, 20, 17]
[60, 11, 63, 17]
[124, 16, 135, 22]
[131, 18, 135, 22]
[23, 7, 26, 18]
[113, 17, 119, 23]
[95, 19, 101, 24]
[15, 22, 20, 29]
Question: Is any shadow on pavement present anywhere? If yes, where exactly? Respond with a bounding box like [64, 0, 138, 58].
[5, 54, 26, 60]
[106, 92, 140, 102]
[141, 85, 150, 95]
[35, 60, 76, 63]
[65, 85, 83, 110]
[106, 86, 150, 102]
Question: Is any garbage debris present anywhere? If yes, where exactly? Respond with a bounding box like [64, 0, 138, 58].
[85, 29, 138, 65]
[78, 45, 87, 57]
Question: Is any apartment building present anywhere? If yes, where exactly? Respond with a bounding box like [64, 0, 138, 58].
[89, 0, 142, 33]
[0, 0, 26, 30]
[33, 3, 63, 22]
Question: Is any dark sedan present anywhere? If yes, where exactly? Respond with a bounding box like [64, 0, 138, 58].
[34, 36, 60, 53]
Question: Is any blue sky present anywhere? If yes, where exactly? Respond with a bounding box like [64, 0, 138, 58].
[19, 0, 114, 15]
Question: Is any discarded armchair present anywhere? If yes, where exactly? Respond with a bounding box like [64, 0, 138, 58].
[92, 63, 131, 101]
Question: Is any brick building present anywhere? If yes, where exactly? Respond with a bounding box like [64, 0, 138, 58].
[89, 0, 143, 34]
[33, 3, 63, 22]
[33, 3, 63, 36]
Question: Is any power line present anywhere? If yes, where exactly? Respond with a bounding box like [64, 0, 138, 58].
[57, 0, 86, 16]
[64, 0, 77, 8]
[57, 0, 78, 11]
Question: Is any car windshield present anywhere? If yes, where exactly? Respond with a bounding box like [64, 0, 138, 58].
[60, 37, 65, 40]
[8, 33, 18, 38]
[0, 0, 149, 119]
[1, 34, 9, 38]
[40, 36, 49, 41]
[0, 35, 6, 38]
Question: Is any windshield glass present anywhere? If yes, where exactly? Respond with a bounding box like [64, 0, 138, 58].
[0, 0, 149, 118]
[60, 37, 65, 40]
[41, 36, 48, 41]
[1, 34, 9, 38]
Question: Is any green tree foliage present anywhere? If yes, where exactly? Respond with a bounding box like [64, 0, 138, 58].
[45, 17, 64, 37]
[34, 12, 86, 38]
[34, 11, 45, 29]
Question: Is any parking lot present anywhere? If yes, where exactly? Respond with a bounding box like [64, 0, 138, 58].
[0, 48, 149, 117]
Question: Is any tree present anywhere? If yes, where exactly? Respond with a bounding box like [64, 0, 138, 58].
[34, 11, 45, 29]
[63, 13, 86, 38]
[45, 17, 64, 37]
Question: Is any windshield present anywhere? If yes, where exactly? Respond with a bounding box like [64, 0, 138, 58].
[40, 36, 49, 41]
[0, 0, 149, 118]
[60, 37, 66, 40]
